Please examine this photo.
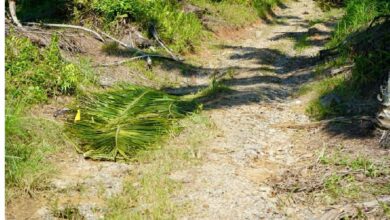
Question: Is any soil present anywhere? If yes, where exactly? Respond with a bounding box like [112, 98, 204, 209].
[6, 0, 387, 219]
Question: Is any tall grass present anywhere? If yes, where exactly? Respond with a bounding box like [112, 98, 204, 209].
[328, 0, 390, 48]
[5, 34, 95, 200]
[73, 0, 284, 53]
[76, 0, 204, 53]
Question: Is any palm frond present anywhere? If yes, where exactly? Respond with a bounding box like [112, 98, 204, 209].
[66, 85, 196, 161]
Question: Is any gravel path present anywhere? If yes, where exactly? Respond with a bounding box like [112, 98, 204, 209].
[173, 0, 334, 219]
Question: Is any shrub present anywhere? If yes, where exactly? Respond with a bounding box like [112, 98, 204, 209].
[5, 34, 91, 105]
[79, 0, 203, 53]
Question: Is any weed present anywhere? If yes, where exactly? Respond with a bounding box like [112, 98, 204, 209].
[5, 33, 95, 201]
[5, 113, 66, 202]
[6, 34, 93, 105]
[324, 174, 360, 200]
[293, 34, 310, 52]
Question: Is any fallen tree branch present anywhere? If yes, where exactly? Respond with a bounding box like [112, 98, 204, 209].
[8, 0, 22, 28]
[150, 25, 182, 61]
[96, 29, 145, 54]
[325, 64, 354, 77]
[369, 15, 390, 28]
[274, 116, 375, 129]
[24, 22, 105, 42]
[95, 54, 180, 67]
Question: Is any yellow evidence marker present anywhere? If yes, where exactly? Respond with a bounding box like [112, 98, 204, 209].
[74, 109, 81, 122]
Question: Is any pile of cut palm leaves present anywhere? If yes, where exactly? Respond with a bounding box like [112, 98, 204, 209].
[66, 85, 196, 161]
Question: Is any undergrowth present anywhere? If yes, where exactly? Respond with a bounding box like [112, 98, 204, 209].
[318, 148, 390, 206]
[5, 34, 95, 201]
[303, 0, 390, 119]
[74, 0, 282, 53]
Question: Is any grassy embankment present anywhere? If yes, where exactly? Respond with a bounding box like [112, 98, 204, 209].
[300, 0, 390, 119]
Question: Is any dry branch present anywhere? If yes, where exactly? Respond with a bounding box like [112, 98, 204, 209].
[150, 25, 182, 61]
[24, 22, 105, 42]
[8, 0, 22, 28]
[96, 54, 179, 67]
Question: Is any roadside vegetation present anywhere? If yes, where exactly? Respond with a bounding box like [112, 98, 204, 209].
[15, 0, 283, 53]
[304, 0, 390, 119]
[5, 34, 96, 201]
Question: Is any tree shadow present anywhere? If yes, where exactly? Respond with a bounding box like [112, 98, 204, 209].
[218, 45, 319, 74]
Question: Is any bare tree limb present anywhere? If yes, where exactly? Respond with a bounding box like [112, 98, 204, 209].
[95, 54, 180, 67]
[150, 25, 182, 61]
[96, 29, 145, 55]
[8, 0, 23, 28]
[24, 22, 105, 42]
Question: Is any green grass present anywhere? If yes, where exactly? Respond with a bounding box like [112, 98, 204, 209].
[318, 149, 390, 204]
[320, 151, 386, 177]
[5, 111, 68, 202]
[74, 0, 204, 53]
[189, 0, 259, 28]
[328, 0, 390, 48]
[72, 0, 285, 53]
[189, 78, 232, 100]
[5, 33, 96, 201]
[293, 34, 310, 52]
[304, 74, 348, 119]
[302, 0, 390, 119]
[323, 173, 360, 200]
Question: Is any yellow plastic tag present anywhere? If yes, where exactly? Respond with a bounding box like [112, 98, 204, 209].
[74, 109, 81, 122]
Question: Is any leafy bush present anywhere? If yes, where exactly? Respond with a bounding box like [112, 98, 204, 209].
[79, 0, 203, 53]
[66, 85, 197, 161]
[6, 34, 93, 105]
